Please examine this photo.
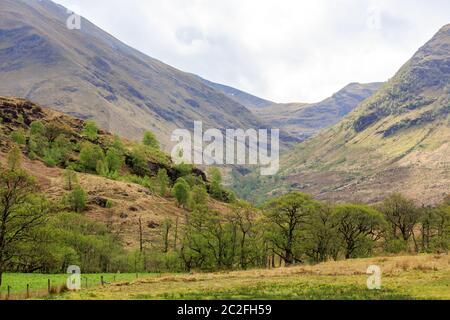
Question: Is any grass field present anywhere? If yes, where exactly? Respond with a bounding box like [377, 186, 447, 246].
[47, 254, 450, 300]
[0, 273, 157, 299]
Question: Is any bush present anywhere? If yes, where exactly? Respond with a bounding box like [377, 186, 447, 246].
[385, 239, 408, 254]
[142, 131, 159, 149]
[172, 178, 191, 208]
[65, 185, 87, 213]
[79, 143, 105, 172]
[82, 120, 99, 140]
[11, 129, 26, 145]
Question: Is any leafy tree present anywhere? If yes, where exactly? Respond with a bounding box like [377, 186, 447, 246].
[142, 131, 159, 149]
[11, 129, 26, 145]
[231, 201, 258, 269]
[378, 193, 420, 241]
[263, 192, 319, 265]
[191, 185, 208, 206]
[105, 148, 124, 173]
[0, 150, 51, 285]
[156, 169, 170, 197]
[79, 142, 105, 172]
[64, 168, 79, 191]
[208, 167, 224, 201]
[111, 135, 125, 155]
[302, 204, 340, 262]
[172, 178, 191, 208]
[161, 218, 173, 253]
[7, 145, 22, 171]
[333, 204, 386, 259]
[44, 123, 66, 143]
[130, 145, 150, 176]
[29, 121, 45, 136]
[96, 159, 109, 176]
[65, 185, 87, 213]
[82, 120, 99, 140]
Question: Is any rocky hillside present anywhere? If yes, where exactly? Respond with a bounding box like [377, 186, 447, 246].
[0, 0, 265, 149]
[0, 96, 231, 248]
[248, 24, 450, 205]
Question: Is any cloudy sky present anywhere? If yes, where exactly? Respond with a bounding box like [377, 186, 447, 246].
[54, 0, 450, 103]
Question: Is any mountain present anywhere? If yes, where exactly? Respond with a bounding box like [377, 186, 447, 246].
[250, 82, 382, 140]
[248, 24, 450, 205]
[198, 77, 274, 109]
[0, 0, 264, 148]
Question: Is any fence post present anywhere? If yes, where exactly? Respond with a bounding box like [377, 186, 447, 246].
[48, 279, 51, 294]
[27, 284, 30, 299]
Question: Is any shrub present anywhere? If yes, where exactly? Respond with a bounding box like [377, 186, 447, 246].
[65, 185, 87, 213]
[82, 120, 99, 140]
[79, 143, 105, 172]
[142, 131, 160, 149]
[172, 178, 191, 208]
[11, 129, 26, 145]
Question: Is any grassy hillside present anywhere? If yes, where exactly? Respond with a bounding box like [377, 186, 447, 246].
[243, 24, 450, 205]
[0, 0, 264, 148]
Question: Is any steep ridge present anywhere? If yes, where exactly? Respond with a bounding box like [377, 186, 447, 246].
[249, 24, 450, 205]
[0, 0, 264, 148]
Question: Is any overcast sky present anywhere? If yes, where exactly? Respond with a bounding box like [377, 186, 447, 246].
[53, 0, 450, 103]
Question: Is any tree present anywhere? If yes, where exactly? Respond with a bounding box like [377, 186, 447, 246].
[231, 201, 258, 269]
[303, 204, 340, 263]
[0, 150, 50, 285]
[105, 148, 124, 173]
[65, 185, 87, 213]
[29, 121, 45, 136]
[172, 178, 190, 208]
[156, 169, 170, 197]
[332, 204, 386, 259]
[142, 131, 159, 149]
[82, 121, 99, 140]
[208, 168, 223, 200]
[11, 129, 26, 145]
[161, 218, 173, 253]
[7, 145, 22, 171]
[263, 192, 319, 265]
[64, 168, 79, 191]
[130, 145, 150, 176]
[191, 185, 208, 206]
[79, 142, 105, 172]
[379, 193, 420, 242]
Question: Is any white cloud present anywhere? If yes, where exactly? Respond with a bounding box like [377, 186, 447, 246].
[54, 0, 450, 103]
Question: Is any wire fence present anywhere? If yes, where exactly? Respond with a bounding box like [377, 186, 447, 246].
[0, 273, 144, 300]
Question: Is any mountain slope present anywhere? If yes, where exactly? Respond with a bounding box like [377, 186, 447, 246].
[0, 0, 264, 148]
[0, 96, 233, 249]
[198, 77, 274, 109]
[258, 24, 450, 205]
[250, 82, 382, 140]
